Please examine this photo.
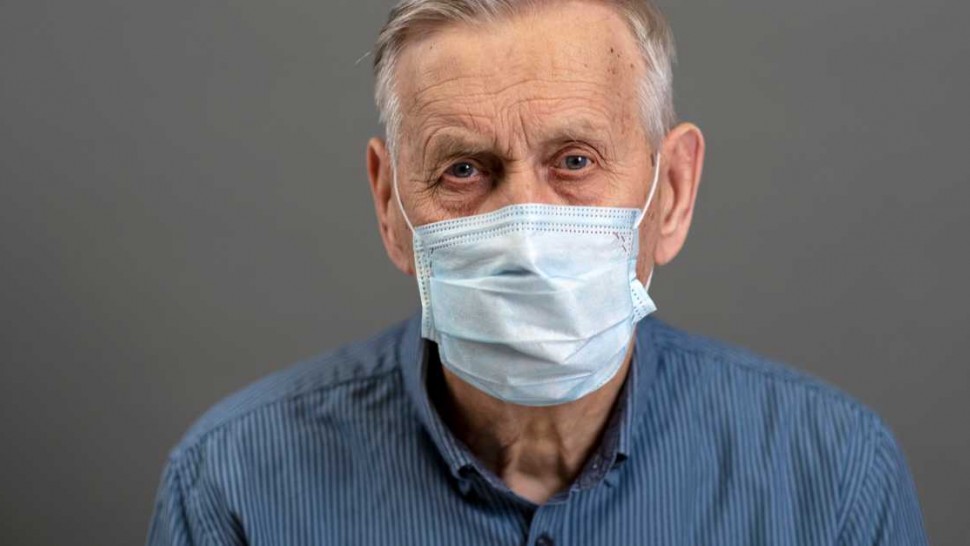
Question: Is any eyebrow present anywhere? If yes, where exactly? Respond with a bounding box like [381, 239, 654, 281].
[419, 117, 616, 168]
[423, 133, 492, 165]
[547, 117, 611, 142]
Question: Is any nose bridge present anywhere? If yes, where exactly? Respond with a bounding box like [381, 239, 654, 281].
[484, 95, 555, 206]
[488, 99, 561, 209]
[497, 161, 540, 205]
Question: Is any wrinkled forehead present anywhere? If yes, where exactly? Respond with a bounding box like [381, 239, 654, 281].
[393, 2, 646, 147]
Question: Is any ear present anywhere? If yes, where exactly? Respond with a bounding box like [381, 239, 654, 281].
[367, 137, 415, 275]
[653, 123, 705, 267]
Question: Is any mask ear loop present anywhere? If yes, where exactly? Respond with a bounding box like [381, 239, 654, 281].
[392, 166, 417, 235]
[635, 153, 662, 291]
[634, 152, 662, 229]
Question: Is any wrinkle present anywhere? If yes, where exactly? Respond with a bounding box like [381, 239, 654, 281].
[391, 0, 651, 224]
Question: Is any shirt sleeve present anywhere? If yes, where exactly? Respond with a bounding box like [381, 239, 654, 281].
[145, 452, 243, 546]
[837, 415, 929, 546]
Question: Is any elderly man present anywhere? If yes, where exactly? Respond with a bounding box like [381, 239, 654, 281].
[147, 1, 927, 545]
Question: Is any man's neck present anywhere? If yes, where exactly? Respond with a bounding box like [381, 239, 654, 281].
[430, 340, 635, 505]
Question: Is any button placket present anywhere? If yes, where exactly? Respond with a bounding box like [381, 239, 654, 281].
[525, 502, 564, 546]
[535, 533, 555, 546]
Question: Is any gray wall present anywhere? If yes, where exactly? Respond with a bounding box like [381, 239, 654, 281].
[1, 1, 967, 544]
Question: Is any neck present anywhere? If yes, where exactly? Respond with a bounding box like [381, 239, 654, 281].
[431, 338, 635, 505]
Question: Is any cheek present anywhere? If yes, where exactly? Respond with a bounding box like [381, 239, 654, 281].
[397, 224, 417, 275]
[604, 163, 651, 209]
[634, 221, 658, 284]
[432, 180, 494, 218]
[385, 195, 416, 270]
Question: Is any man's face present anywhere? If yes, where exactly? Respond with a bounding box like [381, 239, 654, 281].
[371, 1, 706, 281]
[388, 2, 657, 271]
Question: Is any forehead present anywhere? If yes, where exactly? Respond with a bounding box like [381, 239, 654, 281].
[394, 1, 645, 140]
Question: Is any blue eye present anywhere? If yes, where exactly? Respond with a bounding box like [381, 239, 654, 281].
[447, 162, 478, 178]
[562, 155, 590, 170]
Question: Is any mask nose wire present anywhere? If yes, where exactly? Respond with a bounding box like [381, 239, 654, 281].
[634, 153, 662, 229]
[392, 167, 417, 235]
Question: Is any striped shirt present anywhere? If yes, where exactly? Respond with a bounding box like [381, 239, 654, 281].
[146, 314, 927, 545]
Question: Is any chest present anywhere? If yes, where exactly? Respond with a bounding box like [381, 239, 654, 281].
[230, 445, 841, 546]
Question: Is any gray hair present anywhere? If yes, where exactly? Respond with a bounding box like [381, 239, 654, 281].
[372, 0, 677, 160]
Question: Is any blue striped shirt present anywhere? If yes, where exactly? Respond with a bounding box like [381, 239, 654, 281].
[147, 314, 927, 545]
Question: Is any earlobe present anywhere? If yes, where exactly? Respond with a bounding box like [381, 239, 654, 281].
[366, 137, 392, 234]
[366, 137, 415, 276]
[366, 138, 387, 200]
[653, 123, 705, 266]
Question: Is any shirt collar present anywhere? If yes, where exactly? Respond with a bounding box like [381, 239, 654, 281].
[398, 311, 661, 492]
[617, 316, 662, 459]
[398, 313, 475, 477]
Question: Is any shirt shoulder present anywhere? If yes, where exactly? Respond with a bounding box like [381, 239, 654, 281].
[647, 318, 887, 455]
[646, 319, 926, 542]
[649, 318, 872, 422]
[167, 316, 414, 461]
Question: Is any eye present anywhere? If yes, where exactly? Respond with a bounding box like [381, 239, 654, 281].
[446, 161, 479, 179]
[559, 154, 592, 171]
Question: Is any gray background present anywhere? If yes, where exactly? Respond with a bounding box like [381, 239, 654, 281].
[1, 0, 967, 544]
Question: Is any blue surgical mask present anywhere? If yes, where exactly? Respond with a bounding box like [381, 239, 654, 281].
[394, 155, 661, 406]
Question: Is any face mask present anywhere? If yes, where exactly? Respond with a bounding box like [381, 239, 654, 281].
[393, 155, 661, 406]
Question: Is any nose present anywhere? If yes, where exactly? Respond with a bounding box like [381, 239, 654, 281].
[488, 163, 563, 211]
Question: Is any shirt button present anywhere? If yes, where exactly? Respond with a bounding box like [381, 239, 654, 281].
[535, 534, 555, 546]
